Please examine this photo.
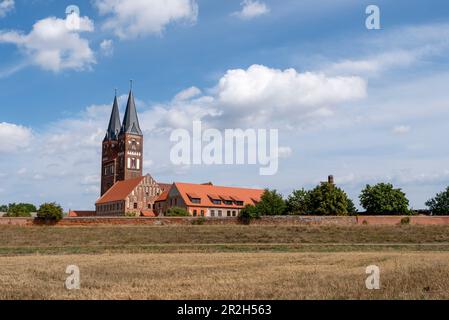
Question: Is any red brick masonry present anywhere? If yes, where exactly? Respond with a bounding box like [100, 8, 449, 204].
[1, 215, 449, 226]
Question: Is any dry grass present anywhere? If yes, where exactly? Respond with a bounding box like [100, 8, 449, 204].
[1, 225, 449, 299]
[1, 252, 449, 300]
[1, 224, 449, 255]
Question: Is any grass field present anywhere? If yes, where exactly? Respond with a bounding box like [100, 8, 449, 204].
[1, 224, 449, 299]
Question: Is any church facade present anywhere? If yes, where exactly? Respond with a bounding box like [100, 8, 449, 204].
[94, 89, 264, 217]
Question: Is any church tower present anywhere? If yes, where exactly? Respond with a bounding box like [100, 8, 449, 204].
[101, 92, 121, 196]
[116, 87, 144, 182]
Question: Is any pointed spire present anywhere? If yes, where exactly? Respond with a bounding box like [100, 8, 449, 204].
[104, 91, 121, 141]
[120, 83, 142, 136]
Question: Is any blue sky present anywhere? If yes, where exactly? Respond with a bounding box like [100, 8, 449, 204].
[1, 0, 449, 210]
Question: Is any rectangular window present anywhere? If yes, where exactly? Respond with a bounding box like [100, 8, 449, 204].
[191, 198, 201, 204]
[235, 201, 244, 206]
[218, 210, 222, 217]
[127, 158, 131, 169]
[227, 211, 231, 217]
[211, 210, 215, 217]
[212, 199, 222, 205]
[148, 204, 151, 209]
[201, 210, 205, 217]
[232, 211, 236, 217]
[224, 200, 233, 205]
[134, 203, 138, 209]
[193, 210, 197, 217]
[137, 159, 140, 170]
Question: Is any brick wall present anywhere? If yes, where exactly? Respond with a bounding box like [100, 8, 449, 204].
[2, 215, 449, 227]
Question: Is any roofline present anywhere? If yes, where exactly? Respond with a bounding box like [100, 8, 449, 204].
[95, 176, 145, 204]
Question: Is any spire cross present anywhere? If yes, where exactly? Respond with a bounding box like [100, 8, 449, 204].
[114, 88, 117, 96]
[130, 79, 133, 91]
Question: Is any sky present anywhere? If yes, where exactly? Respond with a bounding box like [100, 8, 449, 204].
[1, 0, 449, 211]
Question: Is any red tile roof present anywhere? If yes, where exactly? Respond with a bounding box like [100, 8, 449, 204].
[155, 190, 169, 202]
[96, 176, 144, 204]
[68, 210, 96, 217]
[174, 182, 264, 209]
[141, 210, 156, 217]
[157, 183, 172, 192]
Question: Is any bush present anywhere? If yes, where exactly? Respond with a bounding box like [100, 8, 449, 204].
[255, 189, 287, 216]
[36, 202, 63, 221]
[192, 217, 206, 225]
[400, 217, 410, 225]
[125, 211, 138, 217]
[238, 205, 260, 225]
[4, 211, 32, 217]
[359, 183, 410, 215]
[425, 186, 449, 215]
[166, 207, 190, 217]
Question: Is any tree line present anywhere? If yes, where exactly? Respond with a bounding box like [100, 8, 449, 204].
[240, 182, 449, 221]
[0, 202, 64, 220]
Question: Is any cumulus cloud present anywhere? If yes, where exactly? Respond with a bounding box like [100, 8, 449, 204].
[0, 122, 33, 153]
[94, 0, 198, 39]
[0, 16, 95, 72]
[0, 0, 14, 18]
[233, 0, 270, 20]
[145, 64, 366, 130]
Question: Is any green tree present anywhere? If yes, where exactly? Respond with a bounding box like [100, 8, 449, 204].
[347, 198, 358, 215]
[36, 202, 63, 221]
[359, 183, 410, 215]
[0, 205, 8, 212]
[4, 203, 36, 217]
[307, 182, 352, 215]
[286, 189, 309, 215]
[238, 204, 260, 224]
[165, 207, 190, 217]
[255, 189, 287, 216]
[425, 186, 449, 215]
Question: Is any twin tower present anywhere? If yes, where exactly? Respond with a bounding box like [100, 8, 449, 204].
[101, 89, 143, 196]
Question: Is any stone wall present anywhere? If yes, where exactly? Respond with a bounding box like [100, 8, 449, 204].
[2, 215, 449, 227]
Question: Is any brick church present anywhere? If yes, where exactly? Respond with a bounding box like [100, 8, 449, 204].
[92, 89, 264, 217]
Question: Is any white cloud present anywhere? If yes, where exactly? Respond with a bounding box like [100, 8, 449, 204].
[328, 50, 418, 76]
[233, 0, 269, 20]
[393, 125, 411, 135]
[0, 0, 14, 18]
[140, 65, 366, 132]
[0, 16, 95, 72]
[173, 86, 201, 101]
[0, 122, 32, 153]
[324, 23, 449, 78]
[95, 0, 198, 39]
[100, 39, 114, 56]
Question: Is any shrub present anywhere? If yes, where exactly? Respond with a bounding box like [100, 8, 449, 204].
[400, 217, 410, 225]
[359, 183, 410, 215]
[125, 211, 138, 217]
[192, 217, 206, 225]
[238, 205, 260, 225]
[36, 202, 63, 221]
[255, 189, 287, 216]
[425, 186, 449, 215]
[166, 207, 190, 217]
